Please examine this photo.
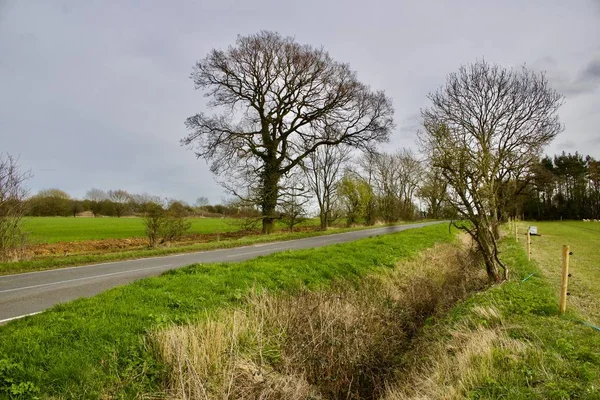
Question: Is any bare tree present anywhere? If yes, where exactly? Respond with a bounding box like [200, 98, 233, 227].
[130, 192, 162, 212]
[0, 154, 31, 261]
[85, 188, 108, 217]
[194, 196, 209, 208]
[419, 60, 563, 282]
[85, 188, 108, 202]
[302, 145, 350, 229]
[182, 31, 394, 234]
[108, 189, 132, 218]
[279, 174, 310, 232]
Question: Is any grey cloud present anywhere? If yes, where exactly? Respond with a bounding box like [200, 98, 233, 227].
[552, 55, 600, 97]
[533, 56, 557, 70]
[398, 112, 422, 134]
[582, 58, 600, 80]
[557, 140, 577, 150]
[586, 136, 600, 146]
[1, 0, 599, 202]
[570, 56, 600, 94]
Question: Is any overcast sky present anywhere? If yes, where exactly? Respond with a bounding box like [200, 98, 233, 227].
[1, 0, 599, 204]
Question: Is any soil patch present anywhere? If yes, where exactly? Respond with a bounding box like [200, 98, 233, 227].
[24, 227, 318, 258]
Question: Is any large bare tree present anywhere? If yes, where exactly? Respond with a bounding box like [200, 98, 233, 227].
[419, 60, 563, 282]
[182, 31, 394, 233]
[85, 188, 107, 202]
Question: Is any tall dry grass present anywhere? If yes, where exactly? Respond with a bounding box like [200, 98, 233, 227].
[149, 242, 486, 399]
[381, 306, 528, 400]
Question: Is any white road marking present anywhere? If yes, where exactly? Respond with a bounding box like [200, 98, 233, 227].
[0, 311, 42, 324]
[226, 248, 283, 258]
[0, 264, 173, 294]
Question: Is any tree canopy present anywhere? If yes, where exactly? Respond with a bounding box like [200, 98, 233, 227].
[420, 60, 564, 281]
[183, 31, 394, 233]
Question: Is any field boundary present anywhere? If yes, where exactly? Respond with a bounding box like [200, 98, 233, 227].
[1, 221, 439, 275]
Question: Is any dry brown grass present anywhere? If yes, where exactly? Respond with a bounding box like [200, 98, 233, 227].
[382, 306, 527, 400]
[148, 241, 487, 400]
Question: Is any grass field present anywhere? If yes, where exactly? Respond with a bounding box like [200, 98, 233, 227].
[519, 220, 600, 326]
[22, 217, 322, 243]
[0, 224, 453, 398]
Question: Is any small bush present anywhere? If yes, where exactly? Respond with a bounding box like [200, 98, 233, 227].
[143, 202, 191, 247]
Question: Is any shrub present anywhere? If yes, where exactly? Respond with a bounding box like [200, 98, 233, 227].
[143, 202, 191, 247]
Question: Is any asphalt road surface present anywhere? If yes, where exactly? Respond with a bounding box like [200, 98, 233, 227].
[0, 221, 445, 323]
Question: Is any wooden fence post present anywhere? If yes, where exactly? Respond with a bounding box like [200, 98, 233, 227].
[559, 245, 570, 314]
[527, 230, 531, 261]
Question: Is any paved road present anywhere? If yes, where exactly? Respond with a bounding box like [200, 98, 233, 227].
[0, 221, 444, 323]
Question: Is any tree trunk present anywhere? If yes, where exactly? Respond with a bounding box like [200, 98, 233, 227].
[476, 228, 502, 282]
[261, 166, 280, 235]
[262, 210, 276, 234]
[319, 207, 330, 230]
[483, 251, 501, 282]
[490, 208, 501, 240]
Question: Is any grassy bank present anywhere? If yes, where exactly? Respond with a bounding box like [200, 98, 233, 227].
[383, 227, 600, 399]
[0, 224, 453, 398]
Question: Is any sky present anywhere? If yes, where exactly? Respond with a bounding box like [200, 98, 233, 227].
[1, 0, 599, 204]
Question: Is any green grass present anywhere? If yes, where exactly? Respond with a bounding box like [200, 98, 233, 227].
[0, 224, 453, 399]
[518, 220, 600, 326]
[390, 224, 600, 399]
[466, 236, 600, 399]
[0, 222, 417, 275]
[22, 217, 321, 244]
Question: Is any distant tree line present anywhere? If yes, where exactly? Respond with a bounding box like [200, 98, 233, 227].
[510, 152, 600, 220]
[22, 188, 258, 218]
